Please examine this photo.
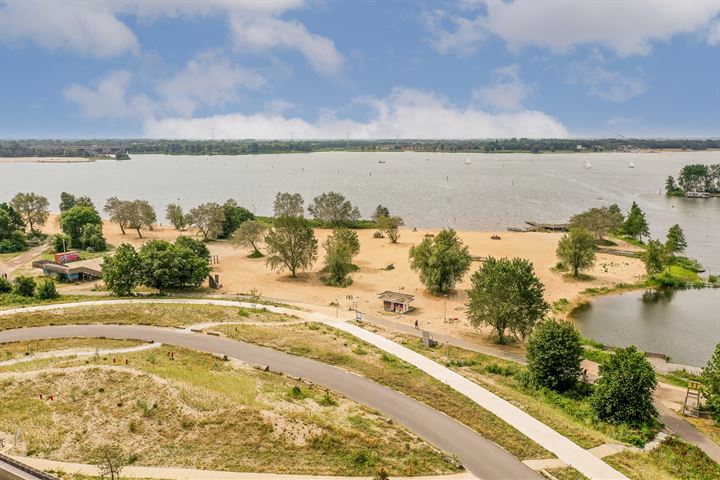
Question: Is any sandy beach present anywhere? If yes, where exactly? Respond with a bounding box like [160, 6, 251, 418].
[38, 215, 645, 340]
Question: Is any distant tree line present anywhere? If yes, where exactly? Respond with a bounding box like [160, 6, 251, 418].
[666, 163, 720, 195]
[2, 138, 718, 157]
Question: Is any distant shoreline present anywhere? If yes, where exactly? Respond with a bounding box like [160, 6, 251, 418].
[0, 156, 95, 163]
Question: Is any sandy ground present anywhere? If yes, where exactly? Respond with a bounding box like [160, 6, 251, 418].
[0, 156, 94, 163]
[36, 215, 645, 340]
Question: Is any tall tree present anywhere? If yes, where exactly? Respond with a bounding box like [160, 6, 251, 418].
[265, 216, 318, 277]
[466, 257, 549, 344]
[590, 346, 657, 426]
[186, 202, 224, 240]
[308, 191, 361, 226]
[101, 243, 142, 296]
[527, 319, 584, 392]
[373, 205, 390, 220]
[665, 224, 687, 256]
[175, 235, 211, 261]
[11, 192, 49, 233]
[273, 192, 304, 217]
[104, 197, 130, 234]
[59, 192, 76, 212]
[377, 215, 404, 243]
[702, 342, 720, 423]
[322, 228, 360, 286]
[409, 229, 471, 295]
[642, 239, 667, 277]
[556, 227, 596, 277]
[165, 203, 187, 230]
[139, 239, 211, 292]
[569, 206, 623, 241]
[0, 203, 27, 253]
[623, 202, 649, 241]
[231, 220, 269, 257]
[60, 206, 102, 249]
[221, 199, 254, 238]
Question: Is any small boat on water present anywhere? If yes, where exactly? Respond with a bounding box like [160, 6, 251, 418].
[464, 158, 472, 165]
[629, 161, 636, 168]
[378, 160, 386, 164]
[584, 160, 592, 169]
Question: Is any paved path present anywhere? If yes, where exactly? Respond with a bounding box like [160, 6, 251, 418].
[0, 299, 627, 479]
[0, 323, 537, 480]
[4, 455, 476, 480]
[0, 245, 46, 278]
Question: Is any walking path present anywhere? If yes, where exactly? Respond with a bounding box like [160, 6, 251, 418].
[0, 244, 46, 278]
[0, 299, 629, 479]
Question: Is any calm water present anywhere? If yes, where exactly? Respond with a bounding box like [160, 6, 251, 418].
[574, 288, 720, 367]
[1, 150, 719, 271]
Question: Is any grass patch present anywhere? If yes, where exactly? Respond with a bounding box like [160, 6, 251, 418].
[214, 322, 551, 460]
[0, 345, 456, 476]
[657, 369, 702, 389]
[0, 303, 295, 330]
[0, 338, 143, 361]
[606, 436, 720, 480]
[0, 294, 98, 310]
[545, 466, 589, 480]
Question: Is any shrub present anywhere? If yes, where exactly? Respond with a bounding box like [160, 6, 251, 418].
[591, 345, 657, 425]
[527, 319, 584, 392]
[12, 276, 36, 297]
[35, 278, 59, 300]
[0, 277, 11, 293]
[702, 342, 720, 423]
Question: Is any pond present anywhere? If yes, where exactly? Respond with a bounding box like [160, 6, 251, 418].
[573, 288, 720, 367]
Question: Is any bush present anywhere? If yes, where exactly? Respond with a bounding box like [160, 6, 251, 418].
[591, 345, 657, 425]
[0, 277, 11, 293]
[527, 319, 584, 392]
[35, 278, 59, 300]
[52, 233, 72, 253]
[12, 276, 36, 297]
[372, 230, 384, 238]
[702, 342, 720, 423]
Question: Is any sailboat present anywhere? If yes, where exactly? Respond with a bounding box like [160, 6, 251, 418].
[629, 161, 636, 168]
[584, 160, 592, 169]
[464, 157, 472, 165]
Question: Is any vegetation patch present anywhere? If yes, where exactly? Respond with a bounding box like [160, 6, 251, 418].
[0, 338, 143, 361]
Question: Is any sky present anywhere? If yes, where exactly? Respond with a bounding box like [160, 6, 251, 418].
[1, 0, 719, 140]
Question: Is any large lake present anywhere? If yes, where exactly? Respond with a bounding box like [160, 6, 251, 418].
[574, 288, 720, 367]
[2, 150, 719, 271]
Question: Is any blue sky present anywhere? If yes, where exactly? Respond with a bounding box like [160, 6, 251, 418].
[1, 0, 719, 139]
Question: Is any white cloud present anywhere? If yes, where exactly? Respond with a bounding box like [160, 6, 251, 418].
[229, 14, 344, 75]
[0, 1, 139, 58]
[472, 64, 533, 111]
[157, 52, 265, 117]
[425, 0, 720, 56]
[709, 19, 720, 46]
[567, 53, 645, 102]
[422, 9, 486, 55]
[264, 99, 296, 115]
[63, 71, 154, 118]
[143, 87, 569, 139]
[0, 0, 344, 74]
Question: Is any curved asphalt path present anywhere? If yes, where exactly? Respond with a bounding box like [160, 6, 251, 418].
[0, 324, 540, 480]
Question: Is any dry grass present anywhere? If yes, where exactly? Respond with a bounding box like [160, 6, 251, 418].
[0, 304, 294, 330]
[0, 345, 456, 476]
[214, 322, 551, 460]
[0, 338, 143, 361]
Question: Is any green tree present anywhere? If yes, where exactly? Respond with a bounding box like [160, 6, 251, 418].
[373, 205, 390, 220]
[12, 276, 36, 297]
[702, 342, 720, 423]
[89, 444, 132, 480]
[80, 223, 107, 251]
[60, 206, 102, 249]
[165, 203, 187, 230]
[665, 224, 687, 256]
[527, 319, 584, 392]
[221, 199, 255, 238]
[74, 196, 95, 209]
[231, 220, 269, 257]
[125, 200, 156, 238]
[0, 203, 27, 253]
[591, 346, 657, 425]
[104, 197, 128, 234]
[265, 216, 318, 277]
[665, 176, 682, 196]
[556, 227, 596, 277]
[175, 235, 211, 261]
[273, 192, 304, 217]
[377, 215, 404, 243]
[52, 233, 71, 253]
[569, 207, 623, 242]
[642, 239, 667, 277]
[59, 192, 77, 212]
[678, 164, 710, 192]
[139, 240, 211, 292]
[623, 202, 650, 241]
[101, 243, 142, 296]
[466, 257, 549, 344]
[608, 203, 624, 223]
[322, 228, 360, 286]
[408, 229, 471, 295]
[35, 278, 59, 300]
[308, 191, 361, 226]
[10, 192, 49, 233]
[186, 202, 224, 240]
